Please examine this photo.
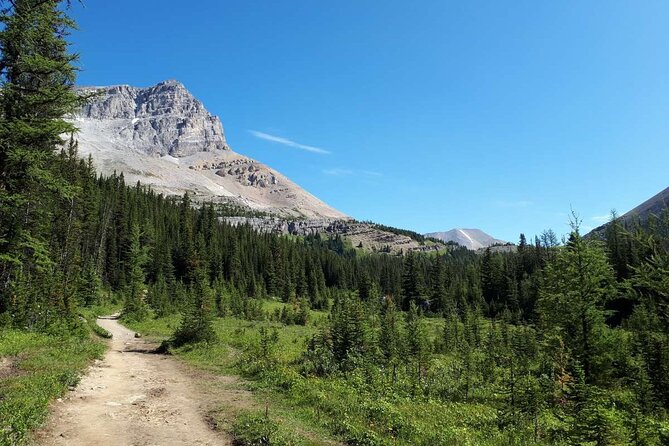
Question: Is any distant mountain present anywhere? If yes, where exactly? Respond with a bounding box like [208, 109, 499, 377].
[590, 186, 669, 234]
[617, 186, 669, 223]
[424, 228, 507, 250]
[69, 80, 456, 253]
[72, 80, 346, 219]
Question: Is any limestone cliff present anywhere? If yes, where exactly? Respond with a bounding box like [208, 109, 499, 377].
[72, 80, 346, 219]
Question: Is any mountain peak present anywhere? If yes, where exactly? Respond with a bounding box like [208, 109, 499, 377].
[71, 81, 347, 219]
[590, 186, 669, 235]
[156, 79, 184, 87]
[76, 80, 229, 157]
[425, 228, 507, 250]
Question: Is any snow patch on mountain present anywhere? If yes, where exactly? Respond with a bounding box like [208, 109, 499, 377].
[425, 228, 508, 250]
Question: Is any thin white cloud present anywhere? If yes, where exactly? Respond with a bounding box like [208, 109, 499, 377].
[322, 168, 353, 176]
[322, 168, 384, 178]
[249, 130, 330, 155]
[591, 215, 610, 224]
[495, 200, 533, 208]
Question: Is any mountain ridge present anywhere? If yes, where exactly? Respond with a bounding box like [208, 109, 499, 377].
[424, 228, 507, 250]
[72, 80, 346, 219]
[590, 186, 669, 235]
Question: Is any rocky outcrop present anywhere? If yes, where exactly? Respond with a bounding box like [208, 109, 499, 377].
[224, 217, 446, 254]
[76, 80, 229, 157]
[189, 158, 279, 189]
[71, 80, 347, 219]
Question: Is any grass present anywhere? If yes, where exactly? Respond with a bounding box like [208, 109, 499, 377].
[78, 302, 122, 339]
[124, 309, 343, 445]
[123, 307, 516, 445]
[0, 326, 106, 446]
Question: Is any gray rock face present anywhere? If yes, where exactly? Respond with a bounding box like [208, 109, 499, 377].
[77, 80, 229, 157]
[72, 80, 347, 219]
[224, 217, 447, 254]
[424, 228, 508, 250]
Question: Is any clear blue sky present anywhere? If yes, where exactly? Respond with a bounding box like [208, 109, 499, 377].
[70, 1, 669, 242]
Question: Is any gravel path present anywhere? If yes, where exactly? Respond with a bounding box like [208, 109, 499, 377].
[36, 316, 230, 446]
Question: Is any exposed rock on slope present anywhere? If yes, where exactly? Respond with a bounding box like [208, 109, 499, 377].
[72, 80, 346, 219]
[613, 186, 669, 225]
[424, 228, 507, 250]
[590, 186, 669, 235]
[225, 217, 446, 254]
[78, 80, 228, 157]
[72, 79, 451, 252]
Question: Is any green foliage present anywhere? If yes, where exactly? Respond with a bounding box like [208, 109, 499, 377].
[172, 254, 217, 347]
[539, 229, 616, 383]
[270, 298, 310, 326]
[0, 0, 85, 326]
[2, 2, 669, 443]
[232, 410, 307, 446]
[122, 224, 150, 321]
[0, 328, 105, 446]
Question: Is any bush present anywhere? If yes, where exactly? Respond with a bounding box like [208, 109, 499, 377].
[232, 412, 278, 445]
[232, 411, 304, 446]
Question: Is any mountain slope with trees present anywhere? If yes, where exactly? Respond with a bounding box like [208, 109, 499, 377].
[1, 1, 669, 445]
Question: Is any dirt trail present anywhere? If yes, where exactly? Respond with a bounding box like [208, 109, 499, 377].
[36, 317, 231, 446]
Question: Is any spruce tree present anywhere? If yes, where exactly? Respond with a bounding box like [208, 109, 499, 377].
[538, 225, 615, 384]
[330, 291, 367, 368]
[379, 296, 402, 383]
[0, 0, 84, 324]
[123, 224, 149, 321]
[405, 301, 429, 393]
[401, 253, 424, 310]
[172, 236, 216, 346]
[429, 255, 449, 313]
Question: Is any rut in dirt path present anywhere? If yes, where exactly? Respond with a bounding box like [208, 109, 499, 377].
[36, 316, 231, 446]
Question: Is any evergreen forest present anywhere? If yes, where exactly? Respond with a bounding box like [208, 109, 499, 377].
[1, 1, 668, 445]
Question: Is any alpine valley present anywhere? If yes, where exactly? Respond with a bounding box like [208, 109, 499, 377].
[72, 80, 471, 254]
[4, 3, 669, 446]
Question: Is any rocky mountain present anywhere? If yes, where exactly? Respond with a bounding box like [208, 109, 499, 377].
[225, 217, 446, 255]
[72, 80, 346, 219]
[424, 228, 507, 250]
[590, 186, 669, 234]
[617, 186, 669, 223]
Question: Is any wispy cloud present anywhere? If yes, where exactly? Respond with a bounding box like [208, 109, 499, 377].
[322, 168, 384, 178]
[249, 130, 330, 155]
[323, 168, 353, 176]
[495, 200, 533, 208]
[591, 215, 610, 224]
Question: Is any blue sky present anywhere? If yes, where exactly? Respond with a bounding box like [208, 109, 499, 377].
[70, 1, 669, 242]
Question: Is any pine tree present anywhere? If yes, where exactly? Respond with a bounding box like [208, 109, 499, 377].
[401, 253, 424, 310]
[379, 296, 402, 384]
[429, 255, 449, 313]
[538, 224, 615, 384]
[173, 236, 216, 346]
[330, 291, 367, 369]
[0, 0, 84, 323]
[78, 260, 102, 306]
[123, 224, 149, 321]
[442, 311, 461, 353]
[405, 301, 430, 393]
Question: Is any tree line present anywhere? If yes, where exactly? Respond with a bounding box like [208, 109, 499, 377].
[1, 1, 668, 444]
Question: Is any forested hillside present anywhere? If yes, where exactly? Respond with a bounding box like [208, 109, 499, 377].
[1, 1, 669, 445]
